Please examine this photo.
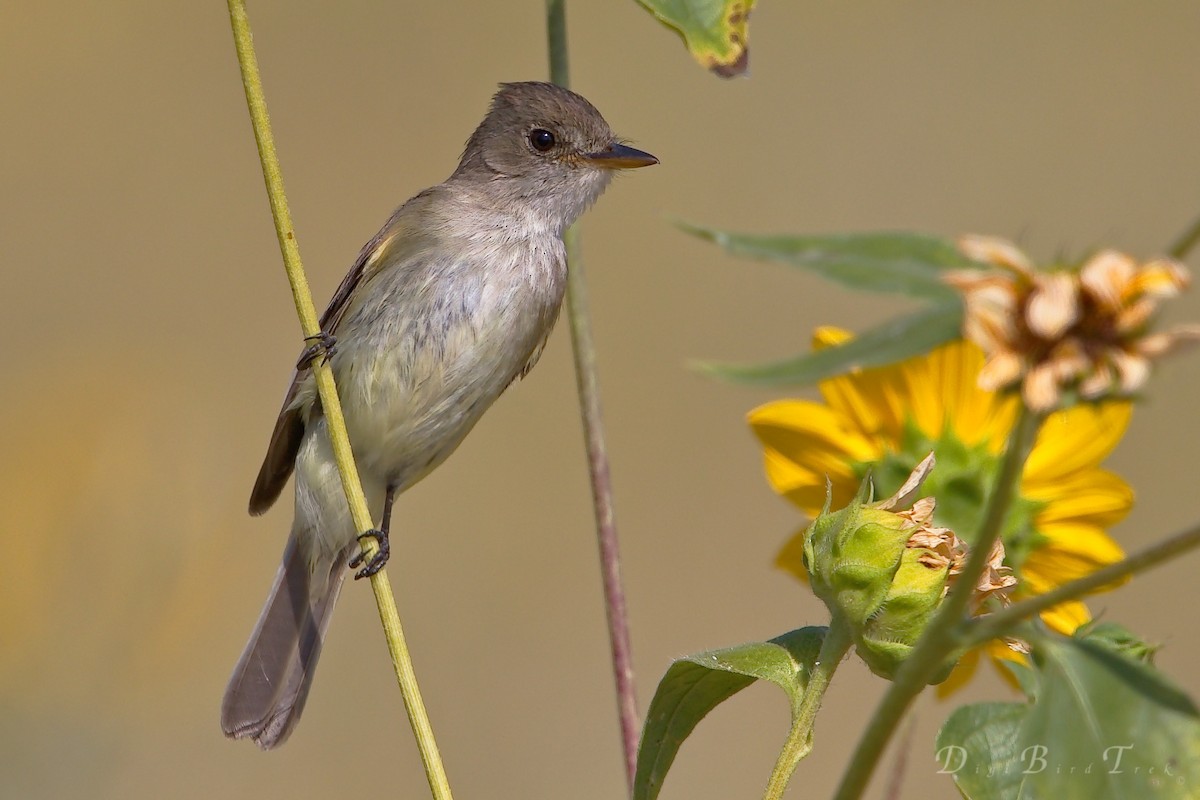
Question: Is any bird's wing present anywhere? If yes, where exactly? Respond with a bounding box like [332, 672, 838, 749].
[247, 197, 428, 515]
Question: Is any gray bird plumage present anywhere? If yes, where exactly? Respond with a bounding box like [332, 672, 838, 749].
[222, 82, 656, 749]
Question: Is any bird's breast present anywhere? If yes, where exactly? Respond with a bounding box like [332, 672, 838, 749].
[332, 234, 566, 487]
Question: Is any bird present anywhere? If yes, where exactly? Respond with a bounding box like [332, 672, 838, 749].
[221, 81, 657, 749]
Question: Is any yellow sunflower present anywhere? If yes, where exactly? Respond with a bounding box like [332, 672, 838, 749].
[751, 328, 1133, 693]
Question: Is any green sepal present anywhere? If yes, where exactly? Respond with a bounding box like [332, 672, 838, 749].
[804, 491, 911, 627]
[857, 547, 955, 683]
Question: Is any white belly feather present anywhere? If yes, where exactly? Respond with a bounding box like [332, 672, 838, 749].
[291, 231, 566, 560]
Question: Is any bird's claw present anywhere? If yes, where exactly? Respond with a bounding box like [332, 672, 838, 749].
[349, 528, 390, 580]
[297, 330, 337, 370]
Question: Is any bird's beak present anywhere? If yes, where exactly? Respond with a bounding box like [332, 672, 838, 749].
[584, 143, 659, 170]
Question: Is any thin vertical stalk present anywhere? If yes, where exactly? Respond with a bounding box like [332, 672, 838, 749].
[762, 618, 853, 800]
[1169, 212, 1200, 259]
[226, 4, 451, 797]
[546, 0, 640, 791]
[832, 406, 1041, 800]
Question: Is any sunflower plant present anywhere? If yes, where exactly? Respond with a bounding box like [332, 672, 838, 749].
[634, 227, 1200, 800]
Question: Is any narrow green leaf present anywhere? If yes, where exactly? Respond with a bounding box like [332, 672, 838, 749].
[634, 627, 826, 800]
[633, 0, 754, 77]
[695, 302, 963, 386]
[681, 224, 974, 299]
[936, 631, 1200, 800]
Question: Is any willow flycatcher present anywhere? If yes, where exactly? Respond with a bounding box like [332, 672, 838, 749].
[221, 81, 656, 749]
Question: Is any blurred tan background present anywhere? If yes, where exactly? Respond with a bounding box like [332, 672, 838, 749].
[3, 2, 1200, 798]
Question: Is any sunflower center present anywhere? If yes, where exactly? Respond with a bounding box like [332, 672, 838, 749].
[857, 421, 1046, 571]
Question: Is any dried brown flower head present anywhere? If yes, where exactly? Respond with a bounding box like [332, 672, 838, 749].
[945, 235, 1200, 411]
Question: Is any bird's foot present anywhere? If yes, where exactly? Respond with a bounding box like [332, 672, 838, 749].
[297, 330, 337, 370]
[349, 528, 390, 580]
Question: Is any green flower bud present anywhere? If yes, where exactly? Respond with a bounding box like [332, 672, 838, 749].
[803, 500, 915, 628]
[857, 544, 956, 682]
[801, 455, 987, 683]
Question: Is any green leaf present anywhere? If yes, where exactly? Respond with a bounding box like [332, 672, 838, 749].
[936, 631, 1200, 800]
[1075, 620, 1161, 664]
[634, 627, 826, 800]
[681, 224, 975, 299]
[633, 0, 754, 77]
[936, 703, 1030, 800]
[695, 302, 963, 386]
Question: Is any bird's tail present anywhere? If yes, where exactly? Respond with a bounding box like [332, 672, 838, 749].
[221, 533, 354, 749]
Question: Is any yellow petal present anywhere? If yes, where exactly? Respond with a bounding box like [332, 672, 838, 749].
[977, 641, 1029, 693]
[1037, 597, 1091, 635]
[901, 340, 1015, 450]
[762, 450, 836, 515]
[749, 400, 879, 510]
[812, 327, 852, 348]
[1022, 401, 1132, 482]
[775, 527, 810, 583]
[1023, 522, 1127, 592]
[986, 638, 1028, 665]
[1025, 468, 1134, 528]
[818, 368, 906, 449]
[811, 328, 905, 445]
[1131, 258, 1189, 299]
[989, 650, 1029, 692]
[936, 646, 980, 698]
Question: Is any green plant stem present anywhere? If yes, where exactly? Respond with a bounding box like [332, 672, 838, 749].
[546, 0, 640, 792]
[832, 405, 1041, 800]
[763, 619, 854, 800]
[226, 4, 451, 798]
[966, 519, 1200, 647]
[1169, 212, 1200, 259]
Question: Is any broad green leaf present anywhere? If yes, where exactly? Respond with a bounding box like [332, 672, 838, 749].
[695, 302, 963, 386]
[681, 224, 975, 299]
[634, 627, 826, 800]
[633, 0, 754, 77]
[936, 631, 1200, 800]
[936, 703, 1029, 800]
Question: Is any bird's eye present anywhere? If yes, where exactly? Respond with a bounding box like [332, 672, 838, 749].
[529, 128, 556, 152]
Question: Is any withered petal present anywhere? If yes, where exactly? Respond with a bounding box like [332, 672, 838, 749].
[1027, 272, 1080, 338]
[958, 235, 1035, 275]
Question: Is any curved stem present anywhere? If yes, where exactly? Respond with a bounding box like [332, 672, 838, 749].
[763, 619, 853, 800]
[966, 519, 1200, 647]
[546, 0, 640, 791]
[832, 405, 1041, 800]
[1169, 212, 1200, 259]
[226, 5, 451, 798]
